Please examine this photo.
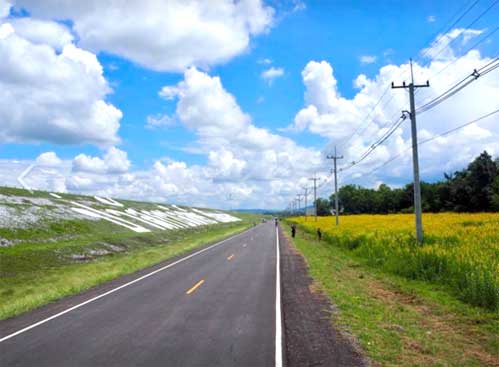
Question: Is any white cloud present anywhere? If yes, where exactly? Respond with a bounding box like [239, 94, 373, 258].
[0, 21, 122, 146]
[153, 67, 322, 207]
[146, 114, 176, 129]
[9, 17, 73, 49]
[360, 55, 376, 64]
[72, 147, 130, 174]
[261, 66, 284, 84]
[290, 30, 499, 186]
[36, 151, 62, 167]
[207, 148, 247, 180]
[292, 0, 306, 12]
[16, 0, 275, 72]
[421, 28, 483, 60]
[427, 15, 436, 23]
[258, 58, 272, 65]
[0, 0, 10, 18]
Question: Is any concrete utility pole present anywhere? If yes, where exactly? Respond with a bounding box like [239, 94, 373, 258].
[309, 174, 320, 222]
[392, 59, 429, 243]
[327, 146, 343, 226]
[296, 194, 303, 215]
[303, 187, 309, 220]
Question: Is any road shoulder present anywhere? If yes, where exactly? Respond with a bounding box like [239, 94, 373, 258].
[279, 226, 369, 367]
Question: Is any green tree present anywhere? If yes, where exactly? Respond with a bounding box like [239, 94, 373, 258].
[315, 198, 331, 216]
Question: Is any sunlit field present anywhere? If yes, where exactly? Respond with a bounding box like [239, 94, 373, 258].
[288, 213, 499, 311]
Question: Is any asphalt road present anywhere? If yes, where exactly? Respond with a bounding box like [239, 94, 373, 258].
[0, 222, 282, 367]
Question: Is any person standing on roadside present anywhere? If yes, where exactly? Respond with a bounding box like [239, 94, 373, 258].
[317, 228, 322, 241]
[291, 224, 296, 238]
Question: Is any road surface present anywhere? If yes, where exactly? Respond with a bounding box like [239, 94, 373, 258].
[0, 222, 282, 367]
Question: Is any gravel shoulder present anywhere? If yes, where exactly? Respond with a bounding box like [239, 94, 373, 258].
[280, 226, 369, 367]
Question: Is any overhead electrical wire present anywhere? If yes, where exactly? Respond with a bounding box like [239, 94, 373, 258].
[288, 0, 498, 205]
[335, 57, 498, 176]
[418, 0, 498, 67]
[417, 57, 499, 114]
[362, 108, 499, 177]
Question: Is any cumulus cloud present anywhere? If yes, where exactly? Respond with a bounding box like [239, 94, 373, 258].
[291, 30, 499, 186]
[0, 21, 122, 146]
[36, 151, 62, 167]
[72, 147, 130, 174]
[207, 148, 247, 181]
[9, 17, 73, 49]
[153, 67, 322, 206]
[15, 0, 275, 72]
[261, 66, 284, 84]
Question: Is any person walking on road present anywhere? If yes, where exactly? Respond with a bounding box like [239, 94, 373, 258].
[291, 224, 296, 238]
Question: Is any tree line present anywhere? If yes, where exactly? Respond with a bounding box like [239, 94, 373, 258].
[314, 151, 499, 215]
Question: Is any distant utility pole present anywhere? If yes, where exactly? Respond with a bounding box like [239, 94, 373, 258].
[296, 193, 303, 215]
[303, 187, 309, 221]
[392, 59, 429, 243]
[309, 174, 320, 222]
[227, 193, 234, 211]
[327, 146, 343, 226]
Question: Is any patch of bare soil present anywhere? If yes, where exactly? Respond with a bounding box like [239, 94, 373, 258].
[279, 227, 369, 367]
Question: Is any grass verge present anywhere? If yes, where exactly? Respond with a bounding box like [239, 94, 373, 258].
[0, 219, 254, 320]
[283, 223, 499, 367]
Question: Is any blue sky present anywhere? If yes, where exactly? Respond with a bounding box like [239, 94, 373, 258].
[0, 0, 498, 208]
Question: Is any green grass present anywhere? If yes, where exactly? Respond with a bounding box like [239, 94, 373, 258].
[283, 223, 499, 367]
[0, 213, 259, 320]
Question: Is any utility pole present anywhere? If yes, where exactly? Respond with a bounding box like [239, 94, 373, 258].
[392, 59, 429, 243]
[296, 194, 303, 216]
[327, 146, 343, 226]
[303, 187, 308, 221]
[309, 174, 320, 222]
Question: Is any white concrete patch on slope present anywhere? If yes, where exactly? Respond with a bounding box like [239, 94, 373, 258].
[94, 196, 124, 207]
[71, 202, 150, 233]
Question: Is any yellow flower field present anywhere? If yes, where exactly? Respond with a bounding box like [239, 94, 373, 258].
[288, 213, 499, 311]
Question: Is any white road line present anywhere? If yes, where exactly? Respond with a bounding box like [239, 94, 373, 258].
[0, 228, 251, 343]
[275, 226, 283, 367]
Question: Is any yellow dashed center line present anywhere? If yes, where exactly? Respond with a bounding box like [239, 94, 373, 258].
[186, 279, 205, 295]
[227, 254, 235, 261]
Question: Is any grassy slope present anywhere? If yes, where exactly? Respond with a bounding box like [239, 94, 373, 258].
[0, 186, 260, 320]
[283, 225, 499, 367]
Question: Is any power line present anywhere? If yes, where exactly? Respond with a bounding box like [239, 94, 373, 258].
[417, 57, 499, 114]
[419, 0, 498, 65]
[334, 1, 491, 153]
[339, 115, 407, 173]
[418, 0, 482, 62]
[337, 85, 392, 150]
[364, 108, 499, 177]
[428, 26, 499, 82]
